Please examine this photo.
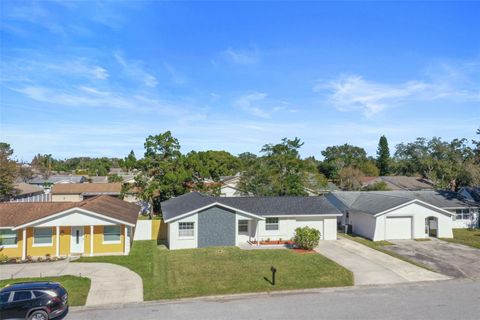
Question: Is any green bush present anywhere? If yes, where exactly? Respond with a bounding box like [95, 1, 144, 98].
[293, 227, 321, 250]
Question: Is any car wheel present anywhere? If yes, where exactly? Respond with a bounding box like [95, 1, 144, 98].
[28, 310, 49, 320]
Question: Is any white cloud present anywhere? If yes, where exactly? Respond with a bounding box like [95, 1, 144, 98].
[114, 52, 158, 87]
[234, 92, 270, 118]
[315, 59, 480, 117]
[222, 47, 259, 65]
[13, 85, 184, 116]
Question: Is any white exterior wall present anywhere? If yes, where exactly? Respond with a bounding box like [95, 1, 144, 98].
[256, 216, 338, 242]
[220, 185, 244, 197]
[52, 194, 83, 202]
[168, 213, 198, 250]
[372, 202, 453, 241]
[350, 212, 377, 240]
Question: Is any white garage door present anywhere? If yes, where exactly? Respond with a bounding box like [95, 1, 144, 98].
[385, 217, 412, 240]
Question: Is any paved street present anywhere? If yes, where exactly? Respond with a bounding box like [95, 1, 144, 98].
[316, 238, 448, 285]
[69, 279, 480, 320]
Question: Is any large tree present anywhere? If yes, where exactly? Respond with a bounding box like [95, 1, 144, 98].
[376, 135, 390, 176]
[394, 137, 478, 190]
[119, 150, 137, 173]
[319, 143, 377, 179]
[0, 143, 18, 201]
[134, 131, 190, 213]
[238, 137, 327, 196]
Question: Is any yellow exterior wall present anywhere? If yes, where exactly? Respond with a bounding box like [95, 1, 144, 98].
[2, 225, 126, 258]
[0, 229, 23, 258]
[84, 226, 91, 254]
[26, 227, 57, 257]
[59, 226, 71, 255]
[92, 225, 125, 254]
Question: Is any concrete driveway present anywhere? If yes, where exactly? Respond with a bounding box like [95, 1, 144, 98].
[316, 237, 448, 285]
[385, 238, 480, 279]
[0, 259, 143, 306]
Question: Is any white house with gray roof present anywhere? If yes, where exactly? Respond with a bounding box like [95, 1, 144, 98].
[161, 192, 342, 250]
[328, 191, 479, 241]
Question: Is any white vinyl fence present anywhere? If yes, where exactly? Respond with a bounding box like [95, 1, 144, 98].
[134, 220, 153, 240]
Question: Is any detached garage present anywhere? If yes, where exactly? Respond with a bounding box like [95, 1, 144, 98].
[328, 191, 455, 241]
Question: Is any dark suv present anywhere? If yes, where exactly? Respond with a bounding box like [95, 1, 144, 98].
[0, 281, 68, 320]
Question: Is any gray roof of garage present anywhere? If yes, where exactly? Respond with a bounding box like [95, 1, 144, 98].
[329, 190, 478, 215]
[161, 192, 343, 221]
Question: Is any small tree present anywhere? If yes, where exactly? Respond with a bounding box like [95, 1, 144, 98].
[293, 226, 321, 250]
[377, 135, 390, 176]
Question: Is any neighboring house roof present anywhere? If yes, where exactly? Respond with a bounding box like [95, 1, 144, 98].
[0, 195, 140, 228]
[13, 183, 44, 197]
[51, 183, 123, 195]
[161, 192, 343, 222]
[459, 187, 480, 202]
[361, 176, 434, 191]
[28, 175, 87, 184]
[329, 190, 478, 216]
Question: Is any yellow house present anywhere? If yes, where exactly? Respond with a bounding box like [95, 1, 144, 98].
[0, 195, 139, 259]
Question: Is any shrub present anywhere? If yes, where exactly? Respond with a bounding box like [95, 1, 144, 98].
[293, 227, 321, 250]
[0, 254, 9, 263]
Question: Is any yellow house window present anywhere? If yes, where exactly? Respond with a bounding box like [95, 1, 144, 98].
[0, 229, 18, 247]
[103, 226, 121, 244]
[33, 227, 53, 247]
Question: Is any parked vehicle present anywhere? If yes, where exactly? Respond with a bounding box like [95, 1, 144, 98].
[0, 281, 68, 320]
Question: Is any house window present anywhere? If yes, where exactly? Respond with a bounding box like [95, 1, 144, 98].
[103, 226, 121, 243]
[266, 218, 279, 231]
[456, 208, 472, 220]
[238, 220, 248, 233]
[179, 222, 194, 237]
[33, 227, 53, 246]
[0, 229, 17, 246]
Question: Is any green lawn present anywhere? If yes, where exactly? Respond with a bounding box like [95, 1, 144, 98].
[77, 241, 353, 300]
[339, 233, 433, 271]
[441, 228, 480, 249]
[0, 275, 90, 306]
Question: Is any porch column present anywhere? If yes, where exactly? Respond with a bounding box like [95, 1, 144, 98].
[90, 226, 94, 256]
[124, 226, 130, 255]
[22, 228, 27, 260]
[56, 226, 60, 257]
[256, 221, 260, 247]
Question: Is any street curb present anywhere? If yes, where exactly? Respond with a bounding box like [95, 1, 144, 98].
[70, 277, 462, 312]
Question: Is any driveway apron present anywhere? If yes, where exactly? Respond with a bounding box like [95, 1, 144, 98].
[385, 238, 480, 279]
[316, 238, 449, 285]
[0, 260, 143, 306]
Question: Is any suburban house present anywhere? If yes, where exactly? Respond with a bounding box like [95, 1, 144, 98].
[28, 175, 88, 190]
[51, 183, 139, 203]
[360, 176, 434, 191]
[161, 192, 341, 250]
[11, 183, 45, 201]
[328, 190, 480, 241]
[0, 195, 139, 259]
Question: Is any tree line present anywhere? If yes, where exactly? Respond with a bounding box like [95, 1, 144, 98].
[0, 128, 479, 204]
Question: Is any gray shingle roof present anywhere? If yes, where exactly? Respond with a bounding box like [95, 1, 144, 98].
[161, 192, 342, 221]
[329, 190, 478, 215]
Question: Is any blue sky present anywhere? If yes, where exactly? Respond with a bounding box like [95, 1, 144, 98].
[1, 1, 479, 161]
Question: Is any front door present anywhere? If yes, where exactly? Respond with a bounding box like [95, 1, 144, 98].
[71, 227, 85, 254]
